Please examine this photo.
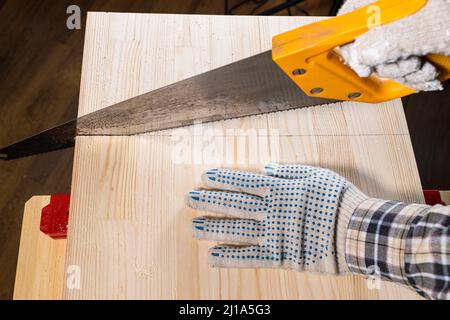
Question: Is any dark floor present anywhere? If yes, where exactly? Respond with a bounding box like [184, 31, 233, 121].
[0, 0, 448, 300]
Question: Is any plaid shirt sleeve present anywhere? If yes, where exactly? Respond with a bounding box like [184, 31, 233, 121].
[345, 198, 450, 300]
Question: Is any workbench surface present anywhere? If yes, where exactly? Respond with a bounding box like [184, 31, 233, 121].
[63, 13, 423, 299]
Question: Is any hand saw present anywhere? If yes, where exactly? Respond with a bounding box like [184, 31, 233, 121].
[1, 0, 449, 160]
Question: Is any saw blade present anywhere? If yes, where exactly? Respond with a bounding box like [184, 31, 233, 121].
[0, 51, 335, 160]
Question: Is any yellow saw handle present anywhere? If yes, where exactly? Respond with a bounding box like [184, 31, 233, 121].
[272, 0, 450, 103]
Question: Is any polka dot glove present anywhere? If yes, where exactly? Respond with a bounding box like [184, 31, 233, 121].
[185, 164, 368, 274]
[338, 0, 450, 91]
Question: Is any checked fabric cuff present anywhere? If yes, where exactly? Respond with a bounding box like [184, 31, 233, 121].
[345, 198, 450, 300]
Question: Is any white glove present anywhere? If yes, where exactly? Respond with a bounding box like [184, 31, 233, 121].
[186, 164, 367, 274]
[338, 0, 450, 91]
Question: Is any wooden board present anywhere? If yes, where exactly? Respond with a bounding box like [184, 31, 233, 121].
[440, 191, 450, 205]
[14, 196, 66, 299]
[64, 13, 424, 299]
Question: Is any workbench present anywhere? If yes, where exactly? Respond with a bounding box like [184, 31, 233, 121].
[14, 13, 425, 299]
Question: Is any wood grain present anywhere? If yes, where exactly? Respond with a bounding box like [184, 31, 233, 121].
[440, 191, 450, 205]
[64, 13, 424, 299]
[0, 0, 333, 299]
[14, 196, 66, 300]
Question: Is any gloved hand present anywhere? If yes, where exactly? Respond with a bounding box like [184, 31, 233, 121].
[338, 0, 450, 91]
[185, 164, 368, 274]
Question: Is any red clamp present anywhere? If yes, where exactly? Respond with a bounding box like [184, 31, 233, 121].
[40, 194, 70, 239]
[423, 190, 446, 206]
